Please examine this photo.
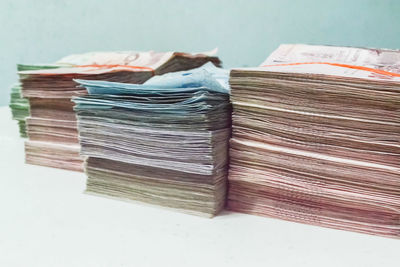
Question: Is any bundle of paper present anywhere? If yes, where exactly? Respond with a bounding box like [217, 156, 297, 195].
[9, 83, 30, 137]
[9, 64, 62, 138]
[19, 50, 221, 172]
[72, 63, 231, 217]
[228, 44, 400, 238]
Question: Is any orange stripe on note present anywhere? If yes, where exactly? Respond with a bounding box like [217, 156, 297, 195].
[37, 64, 155, 76]
[261, 62, 400, 78]
[77, 64, 154, 71]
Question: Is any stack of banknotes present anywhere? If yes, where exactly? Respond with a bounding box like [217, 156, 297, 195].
[9, 64, 61, 137]
[228, 44, 400, 238]
[18, 50, 221, 171]
[9, 83, 30, 137]
[72, 63, 231, 217]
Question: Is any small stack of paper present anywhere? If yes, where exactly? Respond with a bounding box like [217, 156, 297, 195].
[9, 64, 62, 138]
[9, 83, 29, 137]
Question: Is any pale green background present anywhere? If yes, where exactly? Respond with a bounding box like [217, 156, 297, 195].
[1, 0, 399, 106]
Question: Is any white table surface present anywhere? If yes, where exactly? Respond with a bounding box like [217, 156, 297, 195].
[0, 106, 399, 267]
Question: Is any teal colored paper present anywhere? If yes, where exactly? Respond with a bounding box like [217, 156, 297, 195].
[75, 62, 230, 95]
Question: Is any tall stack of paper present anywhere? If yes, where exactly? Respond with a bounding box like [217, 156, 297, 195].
[228, 44, 400, 238]
[72, 63, 231, 217]
[19, 50, 221, 171]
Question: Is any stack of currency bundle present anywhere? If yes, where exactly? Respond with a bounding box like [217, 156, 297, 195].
[72, 63, 231, 217]
[9, 64, 62, 138]
[19, 50, 221, 172]
[9, 83, 30, 137]
[228, 44, 400, 238]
